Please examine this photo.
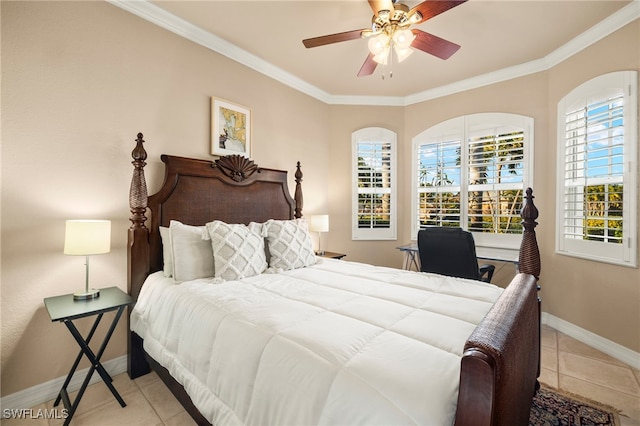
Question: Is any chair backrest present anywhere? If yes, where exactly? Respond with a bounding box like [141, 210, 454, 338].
[417, 227, 481, 280]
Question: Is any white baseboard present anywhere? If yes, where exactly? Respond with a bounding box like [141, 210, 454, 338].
[0, 355, 127, 411]
[542, 312, 640, 370]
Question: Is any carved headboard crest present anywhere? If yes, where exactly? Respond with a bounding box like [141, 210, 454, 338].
[214, 154, 260, 182]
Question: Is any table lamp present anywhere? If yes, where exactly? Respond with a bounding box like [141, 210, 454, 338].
[309, 215, 329, 255]
[64, 220, 111, 300]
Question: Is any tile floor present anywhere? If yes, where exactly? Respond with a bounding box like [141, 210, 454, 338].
[2, 325, 638, 425]
[539, 325, 640, 426]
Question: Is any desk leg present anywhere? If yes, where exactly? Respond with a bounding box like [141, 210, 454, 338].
[402, 251, 421, 271]
[409, 251, 420, 271]
[402, 252, 411, 270]
[57, 307, 128, 425]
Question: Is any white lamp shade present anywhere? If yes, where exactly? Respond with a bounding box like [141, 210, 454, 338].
[395, 46, 414, 63]
[368, 34, 388, 56]
[64, 220, 111, 255]
[373, 47, 390, 65]
[309, 215, 329, 233]
[392, 28, 415, 49]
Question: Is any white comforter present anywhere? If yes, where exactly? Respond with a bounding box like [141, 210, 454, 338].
[131, 259, 503, 426]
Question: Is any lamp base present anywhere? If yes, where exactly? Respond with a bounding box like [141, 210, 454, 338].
[73, 288, 100, 301]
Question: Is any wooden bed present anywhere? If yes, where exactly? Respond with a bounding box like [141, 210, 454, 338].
[126, 133, 541, 426]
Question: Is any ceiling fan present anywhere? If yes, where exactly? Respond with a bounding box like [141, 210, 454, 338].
[302, 0, 467, 77]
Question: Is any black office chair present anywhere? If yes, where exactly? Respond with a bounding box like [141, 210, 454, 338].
[417, 227, 495, 283]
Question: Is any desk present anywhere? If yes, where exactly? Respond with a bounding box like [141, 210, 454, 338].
[397, 243, 519, 271]
[44, 287, 134, 426]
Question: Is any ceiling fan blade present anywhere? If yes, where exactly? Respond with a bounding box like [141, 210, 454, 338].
[409, 0, 467, 25]
[357, 53, 378, 77]
[303, 29, 366, 48]
[368, 0, 394, 16]
[411, 29, 461, 60]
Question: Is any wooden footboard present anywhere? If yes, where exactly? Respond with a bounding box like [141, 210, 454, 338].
[454, 273, 540, 426]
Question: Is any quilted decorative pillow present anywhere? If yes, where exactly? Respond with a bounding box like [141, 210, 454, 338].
[248, 221, 271, 264]
[169, 221, 215, 282]
[206, 221, 267, 281]
[264, 219, 316, 270]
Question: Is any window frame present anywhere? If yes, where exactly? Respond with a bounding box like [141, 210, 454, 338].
[411, 113, 534, 249]
[352, 127, 397, 241]
[555, 71, 638, 267]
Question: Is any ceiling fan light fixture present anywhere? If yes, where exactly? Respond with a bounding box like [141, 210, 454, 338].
[301, 0, 467, 77]
[368, 33, 389, 56]
[373, 46, 390, 65]
[395, 46, 413, 62]
[392, 28, 415, 49]
[378, 9, 391, 20]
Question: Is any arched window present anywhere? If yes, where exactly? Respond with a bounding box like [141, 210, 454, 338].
[556, 71, 637, 267]
[352, 127, 397, 240]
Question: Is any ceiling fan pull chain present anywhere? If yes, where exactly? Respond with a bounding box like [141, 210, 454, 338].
[389, 43, 394, 78]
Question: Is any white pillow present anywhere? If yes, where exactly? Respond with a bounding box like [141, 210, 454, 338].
[159, 226, 173, 277]
[264, 219, 316, 270]
[169, 220, 215, 282]
[248, 221, 270, 263]
[206, 221, 267, 281]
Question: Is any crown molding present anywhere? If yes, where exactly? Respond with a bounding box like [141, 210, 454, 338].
[107, 0, 639, 107]
[404, 0, 640, 106]
[106, 0, 333, 103]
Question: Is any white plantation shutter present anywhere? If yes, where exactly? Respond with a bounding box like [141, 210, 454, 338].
[556, 71, 637, 266]
[352, 128, 397, 240]
[412, 113, 533, 248]
[416, 138, 462, 228]
[467, 126, 526, 236]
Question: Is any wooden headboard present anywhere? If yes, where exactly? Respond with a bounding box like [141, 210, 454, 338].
[127, 133, 303, 301]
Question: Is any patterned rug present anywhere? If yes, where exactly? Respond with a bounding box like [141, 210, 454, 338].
[530, 387, 620, 426]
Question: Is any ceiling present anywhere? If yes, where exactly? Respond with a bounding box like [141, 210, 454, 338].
[114, 0, 638, 104]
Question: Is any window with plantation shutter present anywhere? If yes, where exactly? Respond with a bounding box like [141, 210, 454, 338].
[416, 138, 462, 228]
[412, 114, 533, 249]
[556, 71, 637, 267]
[467, 124, 526, 237]
[352, 127, 397, 240]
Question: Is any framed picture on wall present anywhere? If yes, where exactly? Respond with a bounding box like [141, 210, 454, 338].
[211, 97, 251, 157]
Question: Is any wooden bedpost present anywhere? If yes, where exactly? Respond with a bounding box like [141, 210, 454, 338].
[127, 132, 151, 379]
[294, 161, 303, 219]
[519, 187, 542, 392]
[455, 187, 542, 426]
[128, 132, 150, 298]
[518, 187, 541, 280]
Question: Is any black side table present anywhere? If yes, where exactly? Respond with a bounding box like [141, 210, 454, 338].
[44, 286, 134, 425]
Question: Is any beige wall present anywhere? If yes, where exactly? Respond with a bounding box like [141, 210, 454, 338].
[327, 105, 406, 267]
[2, 1, 638, 398]
[544, 22, 640, 352]
[1, 1, 330, 396]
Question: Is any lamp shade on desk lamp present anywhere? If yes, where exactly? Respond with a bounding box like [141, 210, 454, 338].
[64, 220, 111, 300]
